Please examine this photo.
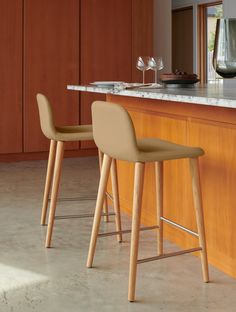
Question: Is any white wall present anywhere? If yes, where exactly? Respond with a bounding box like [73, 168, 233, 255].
[223, 0, 236, 18]
[153, 0, 172, 72]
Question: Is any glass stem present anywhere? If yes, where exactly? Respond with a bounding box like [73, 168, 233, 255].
[142, 70, 145, 84]
[155, 69, 157, 84]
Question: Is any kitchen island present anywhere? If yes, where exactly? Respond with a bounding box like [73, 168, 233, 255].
[68, 83, 236, 279]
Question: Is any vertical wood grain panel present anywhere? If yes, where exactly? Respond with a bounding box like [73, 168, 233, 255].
[189, 119, 236, 277]
[80, 0, 133, 148]
[132, 0, 154, 83]
[24, 0, 80, 152]
[0, 0, 23, 153]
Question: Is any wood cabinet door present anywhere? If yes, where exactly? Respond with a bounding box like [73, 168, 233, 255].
[0, 0, 23, 154]
[24, 0, 80, 152]
[132, 0, 154, 83]
[189, 119, 236, 278]
[80, 0, 133, 149]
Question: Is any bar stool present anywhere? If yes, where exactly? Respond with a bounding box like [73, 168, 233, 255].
[86, 101, 209, 302]
[36, 94, 122, 248]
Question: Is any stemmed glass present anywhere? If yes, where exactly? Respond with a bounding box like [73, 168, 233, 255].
[136, 56, 150, 84]
[148, 57, 164, 85]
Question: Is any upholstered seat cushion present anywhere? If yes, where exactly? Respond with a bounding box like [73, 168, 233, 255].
[55, 125, 93, 141]
[92, 100, 204, 163]
[136, 138, 204, 162]
[36, 93, 93, 142]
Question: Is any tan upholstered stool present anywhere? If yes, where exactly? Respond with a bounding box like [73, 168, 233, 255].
[87, 101, 209, 302]
[36, 94, 122, 248]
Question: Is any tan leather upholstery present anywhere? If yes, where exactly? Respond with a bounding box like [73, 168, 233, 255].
[36, 93, 93, 141]
[92, 101, 204, 162]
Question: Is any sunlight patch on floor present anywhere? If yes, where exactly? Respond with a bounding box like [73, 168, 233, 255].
[0, 264, 48, 292]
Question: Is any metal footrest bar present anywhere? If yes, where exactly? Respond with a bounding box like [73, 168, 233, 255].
[55, 212, 116, 220]
[49, 195, 97, 202]
[161, 216, 199, 237]
[137, 247, 202, 264]
[98, 225, 159, 238]
[105, 192, 113, 201]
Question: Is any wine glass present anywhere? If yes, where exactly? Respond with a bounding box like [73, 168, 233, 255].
[136, 56, 150, 84]
[148, 57, 164, 85]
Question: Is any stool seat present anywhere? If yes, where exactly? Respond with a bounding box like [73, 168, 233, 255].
[136, 138, 204, 162]
[37, 94, 121, 248]
[87, 100, 209, 302]
[37, 93, 93, 142]
[55, 125, 93, 141]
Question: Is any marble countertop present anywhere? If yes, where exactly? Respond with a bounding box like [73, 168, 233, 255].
[67, 83, 236, 109]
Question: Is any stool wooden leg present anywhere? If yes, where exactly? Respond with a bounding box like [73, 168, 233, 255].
[128, 162, 145, 302]
[98, 149, 109, 222]
[155, 161, 163, 255]
[87, 154, 112, 268]
[45, 141, 64, 248]
[189, 157, 209, 282]
[111, 159, 122, 242]
[41, 139, 57, 225]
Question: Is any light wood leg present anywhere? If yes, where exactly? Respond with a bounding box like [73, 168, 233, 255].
[111, 159, 122, 242]
[41, 140, 57, 225]
[155, 161, 163, 255]
[98, 149, 109, 222]
[189, 157, 209, 282]
[128, 162, 145, 302]
[87, 154, 112, 268]
[45, 141, 64, 248]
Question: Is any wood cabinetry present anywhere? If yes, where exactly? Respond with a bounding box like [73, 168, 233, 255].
[24, 0, 80, 152]
[0, 0, 153, 159]
[0, 0, 23, 154]
[80, 0, 133, 149]
[106, 94, 236, 280]
[80, 0, 153, 149]
[132, 0, 154, 82]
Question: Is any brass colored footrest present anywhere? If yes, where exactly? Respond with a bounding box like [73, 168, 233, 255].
[105, 192, 113, 201]
[55, 212, 116, 220]
[98, 225, 159, 237]
[49, 195, 97, 202]
[137, 247, 202, 264]
[161, 217, 199, 237]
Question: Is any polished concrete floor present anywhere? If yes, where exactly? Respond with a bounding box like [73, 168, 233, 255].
[0, 156, 236, 312]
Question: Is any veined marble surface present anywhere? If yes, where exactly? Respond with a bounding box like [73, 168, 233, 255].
[67, 83, 236, 109]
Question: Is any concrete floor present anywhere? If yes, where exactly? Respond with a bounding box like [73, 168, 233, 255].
[0, 157, 236, 312]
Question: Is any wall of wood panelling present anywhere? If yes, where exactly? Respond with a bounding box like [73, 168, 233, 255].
[24, 0, 80, 152]
[132, 0, 154, 82]
[0, 0, 23, 154]
[0, 0, 153, 159]
[80, 0, 153, 149]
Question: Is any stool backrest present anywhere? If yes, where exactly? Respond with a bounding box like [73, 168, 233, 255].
[92, 101, 139, 161]
[36, 93, 57, 140]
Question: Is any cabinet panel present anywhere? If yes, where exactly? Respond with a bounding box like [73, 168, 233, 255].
[132, 0, 154, 83]
[189, 119, 236, 277]
[0, 0, 23, 154]
[80, 0, 133, 148]
[24, 0, 80, 152]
